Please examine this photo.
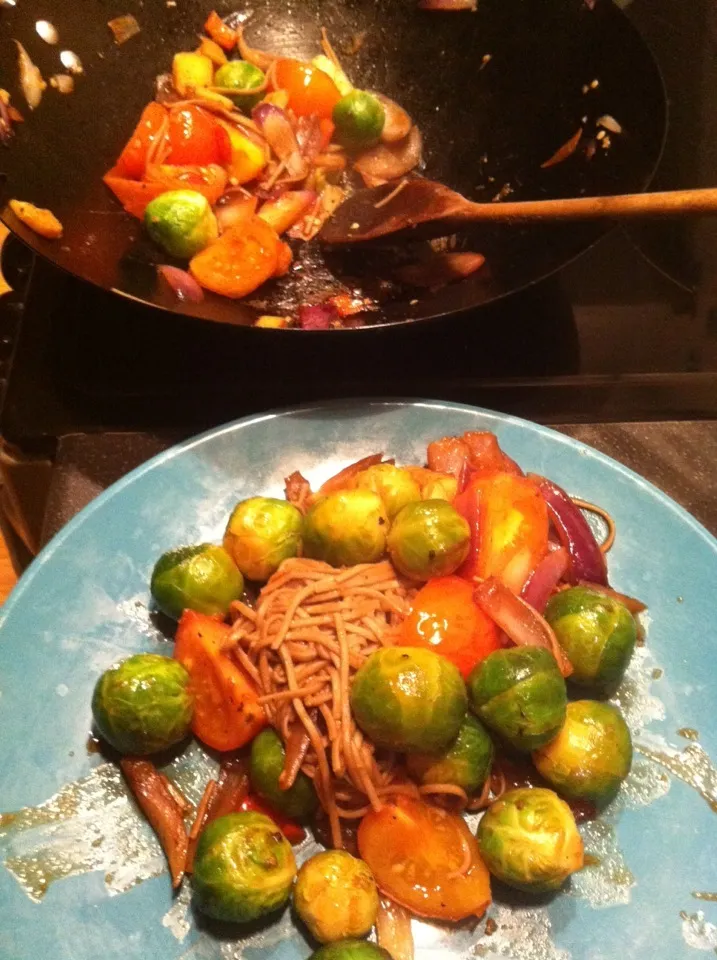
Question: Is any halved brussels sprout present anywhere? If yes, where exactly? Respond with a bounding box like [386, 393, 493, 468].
[387, 500, 470, 581]
[214, 60, 266, 110]
[223, 496, 303, 582]
[545, 586, 637, 692]
[294, 850, 379, 943]
[91, 653, 193, 755]
[145, 189, 218, 259]
[192, 811, 296, 921]
[406, 713, 493, 794]
[249, 728, 317, 819]
[351, 646, 467, 753]
[477, 787, 584, 892]
[467, 646, 567, 752]
[355, 464, 421, 521]
[303, 489, 388, 567]
[310, 942, 393, 960]
[150, 543, 244, 620]
[532, 699, 633, 804]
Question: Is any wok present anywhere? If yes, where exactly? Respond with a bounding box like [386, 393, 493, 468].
[0, 0, 666, 328]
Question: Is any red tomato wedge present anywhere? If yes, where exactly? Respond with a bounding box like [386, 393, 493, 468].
[273, 59, 341, 118]
[167, 105, 231, 167]
[103, 169, 172, 219]
[358, 797, 491, 921]
[174, 610, 266, 752]
[398, 576, 501, 679]
[204, 10, 237, 50]
[115, 102, 168, 180]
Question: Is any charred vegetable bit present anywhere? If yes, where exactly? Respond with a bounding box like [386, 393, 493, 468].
[8, 200, 63, 239]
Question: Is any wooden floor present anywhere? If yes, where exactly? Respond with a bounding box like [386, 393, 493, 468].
[0, 535, 17, 603]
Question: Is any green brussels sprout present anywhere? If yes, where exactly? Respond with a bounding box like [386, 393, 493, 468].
[467, 647, 567, 752]
[333, 90, 386, 148]
[144, 189, 218, 258]
[223, 496, 303, 582]
[303, 489, 388, 567]
[310, 942, 393, 960]
[294, 850, 379, 943]
[532, 699, 633, 804]
[421, 474, 458, 503]
[355, 464, 422, 521]
[214, 60, 266, 111]
[192, 811, 296, 922]
[406, 713, 493, 794]
[351, 646, 467, 753]
[477, 787, 584, 892]
[249, 728, 317, 819]
[545, 586, 637, 692]
[387, 500, 470, 581]
[91, 653, 193, 755]
[150, 543, 244, 620]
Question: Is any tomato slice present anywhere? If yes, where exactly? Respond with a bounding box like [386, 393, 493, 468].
[115, 102, 168, 180]
[273, 59, 341, 118]
[398, 576, 502, 679]
[144, 163, 228, 205]
[167, 105, 231, 167]
[189, 215, 281, 298]
[104, 168, 172, 219]
[358, 797, 491, 921]
[174, 610, 266, 752]
[204, 10, 237, 51]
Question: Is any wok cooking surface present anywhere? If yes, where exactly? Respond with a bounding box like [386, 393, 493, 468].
[0, 0, 665, 327]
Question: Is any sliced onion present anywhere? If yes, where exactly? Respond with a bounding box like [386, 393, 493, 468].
[215, 190, 258, 232]
[373, 93, 413, 144]
[295, 115, 324, 161]
[521, 547, 570, 614]
[253, 103, 307, 180]
[236, 25, 276, 71]
[354, 126, 422, 187]
[288, 184, 345, 241]
[576, 581, 647, 615]
[475, 577, 573, 677]
[418, 0, 478, 9]
[258, 190, 316, 234]
[376, 897, 415, 960]
[155, 72, 181, 105]
[532, 475, 608, 585]
[158, 265, 204, 303]
[395, 251, 485, 289]
[15, 40, 46, 110]
[298, 303, 338, 331]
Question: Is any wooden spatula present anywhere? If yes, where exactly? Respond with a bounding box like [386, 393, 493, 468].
[318, 178, 717, 244]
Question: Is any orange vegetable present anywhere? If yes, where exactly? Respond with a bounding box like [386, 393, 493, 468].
[275, 241, 293, 276]
[273, 59, 341, 118]
[204, 10, 237, 51]
[104, 168, 172, 218]
[115, 102, 168, 180]
[215, 120, 268, 184]
[398, 576, 502, 679]
[8, 199, 63, 239]
[318, 117, 335, 151]
[358, 797, 491, 921]
[168, 105, 231, 167]
[144, 163, 228, 205]
[189, 215, 281, 298]
[174, 610, 266, 752]
[197, 36, 228, 66]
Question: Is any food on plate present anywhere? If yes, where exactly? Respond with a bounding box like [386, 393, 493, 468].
[223, 496, 303, 581]
[8, 198, 63, 238]
[532, 699, 633, 803]
[354, 464, 422, 520]
[150, 543, 244, 619]
[303, 489, 389, 566]
[477, 787, 584, 892]
[91, 653, 194, 754]
[467, 646, 567, 751]
[386, 499, 470, 580]
[144, 189, 218, 258]
[294, 850, 379, 942]
[250, 728, 318, 818]
[309, 942, 393, 960]
[192, 811, 297, 921]
[406, 713, 493, 794]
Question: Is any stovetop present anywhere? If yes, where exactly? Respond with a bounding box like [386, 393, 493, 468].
[2, 0, 717, 455]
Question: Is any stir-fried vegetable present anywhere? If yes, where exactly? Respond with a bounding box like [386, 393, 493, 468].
[150, 543, 244, 620]
[387, 500, 470, 580]
[145, 190, 218, 258]
[333, 91, 385, 147]
[214, 61, 266, 110]
[294, 850, 379, 942]
[223, 496, 304, 582]
[304, 489, 389, 566]
[249, 729, 317, 819]
[406, 713, 494, 794]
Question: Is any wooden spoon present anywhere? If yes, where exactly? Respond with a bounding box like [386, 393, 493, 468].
[318, 178, 717, 244]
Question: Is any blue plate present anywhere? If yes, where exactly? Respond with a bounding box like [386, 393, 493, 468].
[1, 400, 716, 960]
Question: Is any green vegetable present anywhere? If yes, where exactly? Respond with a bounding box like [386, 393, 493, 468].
[223, 496, 303, 582]
[144, 189, 218, 258]
[545, 586, 637, 692]
[192, 811, 296, 922]
[303, 489, 388, 567]
[150, 543, 244, 620]
[477, 787, 584, 892]
[355, 464, 422, 521]
[406, 713, 493, 794]
[91, 653, 193, 755]
[249, 728, 317, 819]
[532, 699, 633, 804]
[387, 500, 470, 581]
[310, 942, 393, 960]
[214, 60, 266, 111]
[467, 647, 567, 752]
[351, 646, 467, 753]
[294, 850, 379, 943]
[333, 90, 385, 148]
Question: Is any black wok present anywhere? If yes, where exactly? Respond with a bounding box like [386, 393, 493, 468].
[0, 0, 666, 328]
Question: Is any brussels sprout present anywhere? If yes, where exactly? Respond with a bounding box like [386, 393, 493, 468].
[333, 90, 386, 148]
[351, 646, 467, 753]
[387, 500, 470, 581]
[91, 653, 193, 755]
[477, 787, 584, 892]
[150, 543, 244, 620]
[467, 647, 567, 752]
[355, 464, 421, 521]
[145, 189, 218, 258]
[406, 713, 493, 794]
[532, 700, 632, 804]
[249, 728, 317, 819]
[223, 497, 303, 582]
[294, 850, 379, 943]
[303, 490, 388, 567]
[192, 811, 296, 922]
[421, 474, 458, 503]
[214, 60, 266, 111]
[310, 942, 393, 960]
[545, 586, 637, 692]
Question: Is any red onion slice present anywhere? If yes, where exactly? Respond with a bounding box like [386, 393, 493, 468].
[532, 475, 608, 585]
[158, 265, 204, 302]
[521, 547, 570, 614]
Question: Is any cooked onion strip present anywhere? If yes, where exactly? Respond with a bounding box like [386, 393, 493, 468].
[570, 497, 616, 553]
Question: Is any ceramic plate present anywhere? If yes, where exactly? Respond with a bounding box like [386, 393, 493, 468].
[1, 400, 715, 960]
